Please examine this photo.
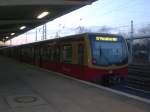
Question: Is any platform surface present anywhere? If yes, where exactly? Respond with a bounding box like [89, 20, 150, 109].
[0, 56, 149, 112]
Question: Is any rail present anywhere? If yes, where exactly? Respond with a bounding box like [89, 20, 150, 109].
[127, 64, 150, 91]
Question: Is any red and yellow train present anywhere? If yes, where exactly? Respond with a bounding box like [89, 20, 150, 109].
[0, 33, 128, 85]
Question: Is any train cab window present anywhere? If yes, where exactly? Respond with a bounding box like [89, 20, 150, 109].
[63, 45, 72, 63]
[78, 44, 84, 65]
[90, 35, 128, 66]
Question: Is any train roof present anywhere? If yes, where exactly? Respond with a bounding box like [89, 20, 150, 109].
[3, 32, 123, 48]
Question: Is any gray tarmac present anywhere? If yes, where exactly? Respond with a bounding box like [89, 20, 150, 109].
[0, 56, 149, 112]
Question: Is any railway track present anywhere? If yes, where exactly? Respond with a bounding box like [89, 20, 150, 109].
[126, 64, 150, 92]
[110, 65, 150, 99]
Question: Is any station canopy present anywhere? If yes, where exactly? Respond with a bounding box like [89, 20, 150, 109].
[0, 0, 96, 41]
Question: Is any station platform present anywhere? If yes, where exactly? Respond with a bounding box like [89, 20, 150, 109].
[0, 56, 149, 112]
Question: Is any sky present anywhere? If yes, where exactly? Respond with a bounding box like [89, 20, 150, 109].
[7, 0, 150, 45]
[47, 0, 150, 28]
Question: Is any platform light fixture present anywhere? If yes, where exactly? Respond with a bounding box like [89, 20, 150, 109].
[5, 37, 9, 39]
[11, 33, 15, 36]
[37, 11, 49, 19]
[20, 26, 26, 30]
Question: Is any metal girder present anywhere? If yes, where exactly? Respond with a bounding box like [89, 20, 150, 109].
[0, 19, 48, 25]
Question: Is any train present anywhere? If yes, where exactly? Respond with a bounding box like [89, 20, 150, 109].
[0, 33, 128, 85]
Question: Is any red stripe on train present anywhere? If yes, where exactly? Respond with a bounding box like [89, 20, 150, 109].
[40, 60, 128, 82]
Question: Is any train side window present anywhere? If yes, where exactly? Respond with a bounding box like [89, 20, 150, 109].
[41, 47, 45, 60]
[78, 44, 84, 65]
[35, 47, 40, 59]
[48, 47, 52, 61]
[63, 45, 72, 63]
[28, 47, 33, 59]
[55, 47, 60, 62]
[53, 47, 60, 62]
[51, 48, 55, 61]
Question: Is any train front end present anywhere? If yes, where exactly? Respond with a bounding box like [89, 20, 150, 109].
[86, 33, 128, 85]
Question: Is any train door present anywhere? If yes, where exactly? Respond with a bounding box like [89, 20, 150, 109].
[40, 45, 48, 68]
[30, 46, 35, 64]
[77, 43, 84, 79]
[18, 47, 21, 60]
[53, 46, 61, 71]
[34, 46, 41, 67]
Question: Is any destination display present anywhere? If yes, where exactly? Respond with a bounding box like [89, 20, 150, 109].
[96, 37, 118, 42]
